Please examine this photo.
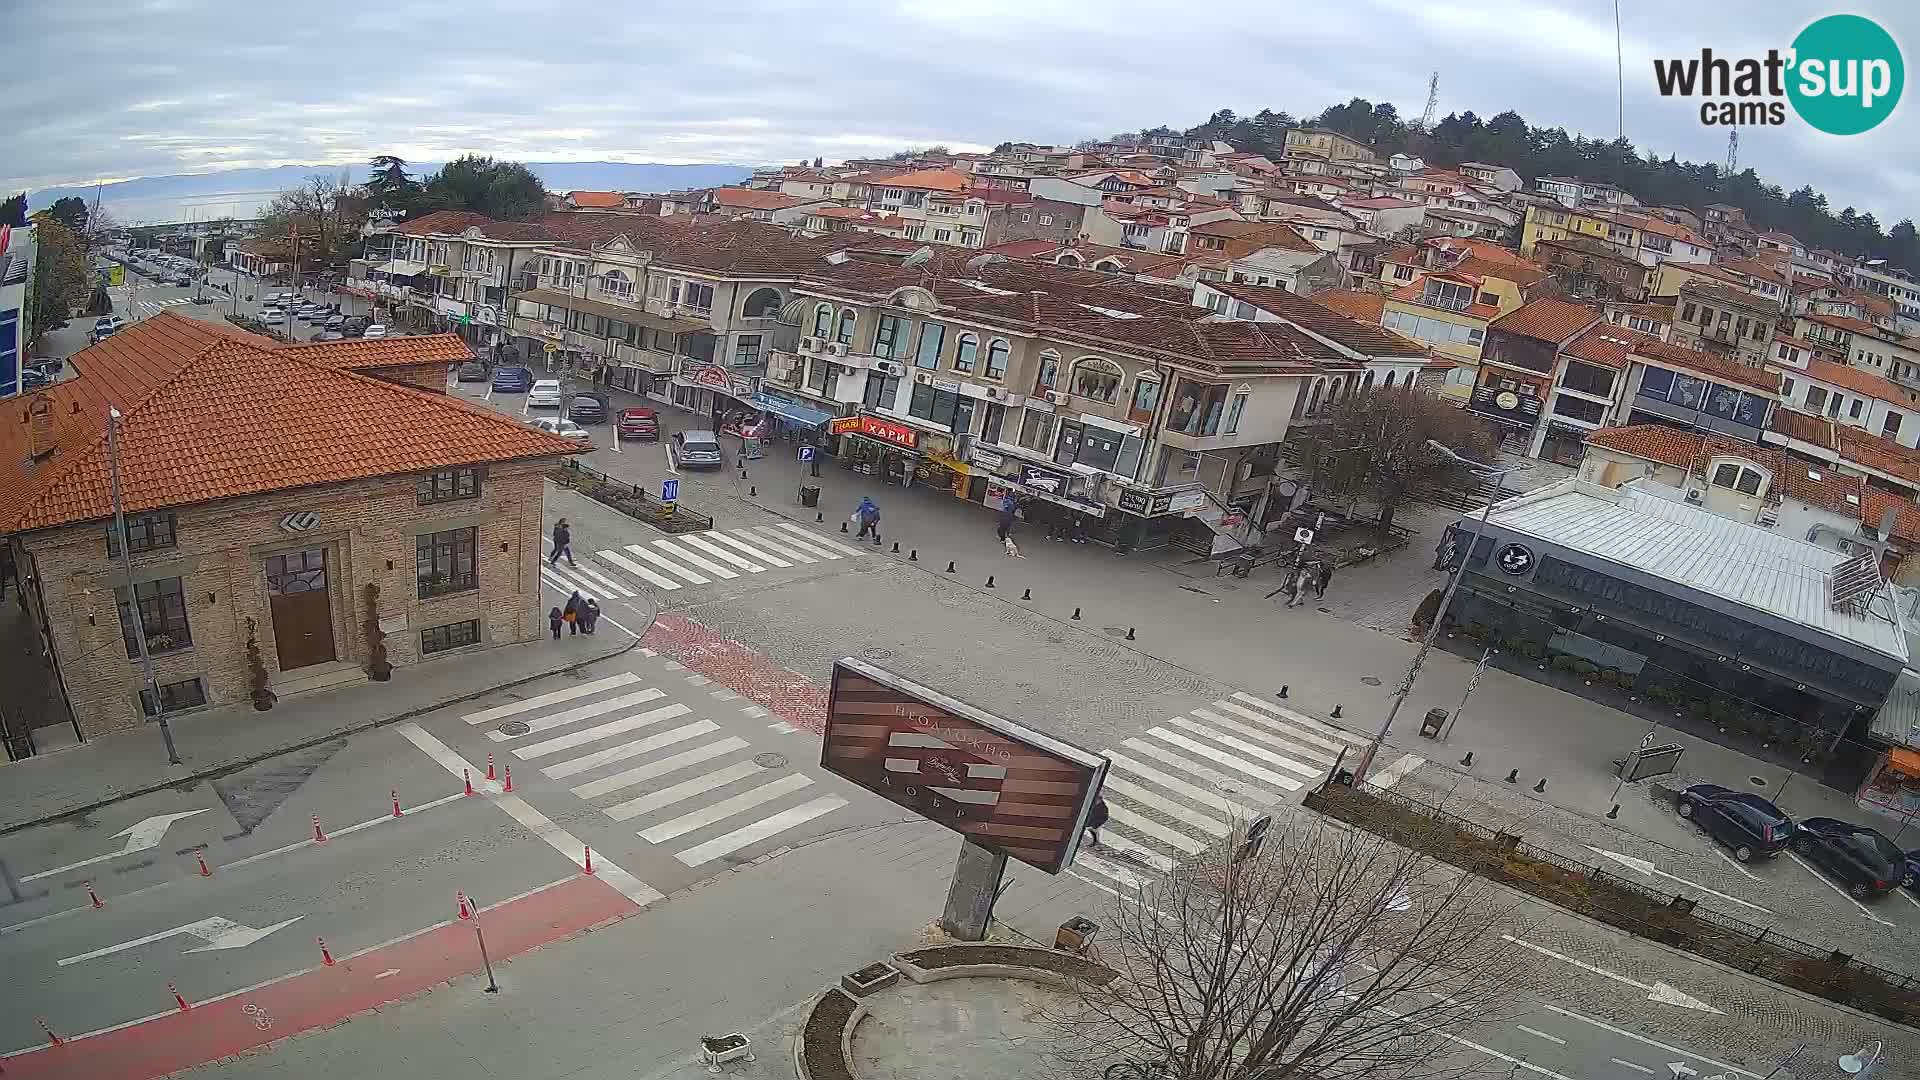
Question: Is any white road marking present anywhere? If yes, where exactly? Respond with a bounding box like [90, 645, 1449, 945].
[1706, 842, 1764, 881]
[652, 538, 738, 579]
[567, 736, 749, 796]
[1104, 750, 1253, 818]
[374, 968, 401, 980]
[1210, 699, 1352, 755]
[543, 720, 721, 780]
[396, 724, 662, 906]
[1120, 738, 1290, 801]
[22, 810, 211, 882]
[622, 543, 711, 584]
[512, 703, 694, 760]
[606, 760, 763, 822]
[566, 563, 637, 598]
[1514, 1025, 1566, 1046]
[1191, 708, 1336, 764]
[1163, 717, 1322, 779]
[1369, 754, 1425, 790]
[678, 533, 766, 573]
[596, 549, 682, 591]
[1105, 804, 1207, 854]
[638, 772, 815, 842]
[484, 687, 666, 741]
[463, 673, 641, 725]
[1786, 850, 1895, 926]
[1539, 1005, 1761, 1078]
[1071, 851, 1149, 891]
[686, 674, 711, 685]
[219, 792, 467, 871]
[1438, 1031, 1575, 1080]
[703, 531, 791, 568]
[541, 566, 595, 598]
[768, 721, 796, 734]
[673, 796, 847, 866]
[1228, 692, 1369, 743]
[732, 527, 818, 563]
[742, 705, 770, 718]
[1095, 832, 1175, 872]
[1502, 936, 1720, 1013]
[1587, 847, 1774, 915]
[773, 522, 866, 557]
[1101, 777, 1229, 837]
[1610, 1059, 1656, 1075]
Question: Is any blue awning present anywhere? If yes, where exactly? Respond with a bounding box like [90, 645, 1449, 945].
[752, 392, 833, 429]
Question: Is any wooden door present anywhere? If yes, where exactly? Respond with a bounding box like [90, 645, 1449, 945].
[266, 548, 336, 670]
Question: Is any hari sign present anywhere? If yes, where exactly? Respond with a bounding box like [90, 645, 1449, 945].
[854, 415, 918, 450]
[820, 659, 1107, 875]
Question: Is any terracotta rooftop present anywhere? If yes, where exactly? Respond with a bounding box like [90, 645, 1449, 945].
[870, 168, 972, 193]
[281, 334, 473, 370]
[1563, 323, 1663, 370]
[1767, 407, 1837, 450]
[0, 313, 581, 535]
[1310, 288, 1387, 324]
[1207, 281, 1426, 357]
[1801, 357, 1919, 405]
[713, 187, 806, 211]
[1630, 337, 1781, 393]
[1803, 312, 1886, 337]
[1835, 424, 1920, 487]
[566, 191, 625, 209]
[1488, 298, 1600, 344]
[1584, 424, 1708, 469]
[1680, 279, 1780, 312]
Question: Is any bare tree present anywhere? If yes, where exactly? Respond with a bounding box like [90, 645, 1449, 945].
[1042, 814, 1541, 1080]
[1307, 386, 1496, 539]
[258, 174, 367, 268]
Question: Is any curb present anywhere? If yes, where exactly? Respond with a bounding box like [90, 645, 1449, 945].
[0, 634, 645, 838]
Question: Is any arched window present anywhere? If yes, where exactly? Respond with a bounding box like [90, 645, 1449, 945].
[742, 287, 783, 318]
[836, 308, 857, 345]
[1070, 357, 1124, 403]
[1306, 379, 1325, 415]
[811, 304, 833, 338]
[1384, 371, 1397, 389]
[600, 269, 632, 300]
[1093, 258, 1124, 272]
[1035, 350, 1061, 392]
[953, 334, 979, 374]
[985, 339, 1010, 380]
[1363, 370, 1376, 391]
[1057, 253, 1082, 268]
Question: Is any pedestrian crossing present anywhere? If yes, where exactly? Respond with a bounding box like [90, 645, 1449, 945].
[1071, 692, 1425, 892]
[540, 522, 865, 601]
[460, 672, 847, 867]
[135, 298, 196, 315]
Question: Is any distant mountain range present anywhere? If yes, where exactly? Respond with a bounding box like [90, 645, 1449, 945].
[26, 162, 755, 225]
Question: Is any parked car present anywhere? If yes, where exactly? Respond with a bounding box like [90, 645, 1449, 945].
[1791, 817, 1902, 899]
[566, 393, 608, 424]
[674, 429, 725, 469]
[526, 379, 563, 407]
[532, 416, 591, 442]
[455, 362, 488, 382]
[1675, 784, 1793, 862]
[616, 407, 659, 440]
[361, 324, 387, 339]
[490, 365, 532, 393]
[91, 315, 126, 342]
[325, 314, 347, 330]
[21, 367, 49, 390]
[259, 305, 285, 323]
[314, 330, 345, 342]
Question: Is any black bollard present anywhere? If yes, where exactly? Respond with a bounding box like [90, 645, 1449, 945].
[1071, 607, 1082, 620]
[1020, 588, 1031, 600]
[840, 520, 849, 533]
[1532, 777, 1547, 793]
[1277, 685, 1289, 699]
[944, 560, 955, 573]
[816, 512, 824, 523]
[1331, 705, 1342, 719]
[909, 549, 918, 561]
[1126, 627, 1136, 641]
[749, 486, 756, 497]
[985, 576, 995, 588]
[1606, 804, 1620, 820]
[1504, 768, 1519, 784]
[891, 541, 900, 553]
[1459, 751, 1474, 767]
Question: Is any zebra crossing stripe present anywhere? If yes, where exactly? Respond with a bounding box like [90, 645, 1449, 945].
[541, 566, 594, 597]
[703, 531, 791, 567]
[486, 688, 666, 741]
[463, 672, 641, 725]
[674, 795, 847, 867]
[565, 736, 750, 794]
[1145, 728, 1303, 792]
[1104, 750, 1253, 818]
[1370, 753, 1426, 790]
[605, 759, 763, 822]
[537, 720, 719, 780]
[731, 527, 818, 563]
[638, 772, 815, 843]
[652, 538, 738, 579]
[1101, 777, 1230, 837]
[748, 526, 841, 561]
[1210, 700, 1351, 755]
[1229, 692, 1370, 744]
[513, 703, 694, 760]
[1096, 832, 1174, 872]
[1163, 717, 1324, 779]
[1072, 850, 1149, 891]
[1116, 740, 1281, 805]
[773, 522, 866, 557]
[677, 534, 766, 573]
[566, 563, 637, 598]
[595, 549, 682, 591]
[1105, 804, 1207, 854]
[622, 544, 710, 584]
[1190, 708, 1337, 766]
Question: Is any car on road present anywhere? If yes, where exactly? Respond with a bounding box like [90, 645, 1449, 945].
[616, 407, 659, 440]
[314, 330, 346, 342]
[1674, 784, 1792, 862]
[490, 366, 532, 393]
[527, 379, 563, 407]
[1791, 817, 1902, 899]
[259, 305, 285, 322]
[566, 393, 608, 424]
[361, 324, 387, 339]
[455, 362, 489, 382]
[531, 416, 591, 442]
[91, 315, 126, 342]
[325, 313, 347, 330]
[674, 429, 725, 469]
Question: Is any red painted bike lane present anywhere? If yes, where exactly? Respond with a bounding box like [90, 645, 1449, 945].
[2, 875, 638, 1080]
[642, 613, 828, 733]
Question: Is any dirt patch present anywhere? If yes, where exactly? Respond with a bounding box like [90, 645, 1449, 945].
[900, 944, 1117, 985]
[801, 988, 857, 1080]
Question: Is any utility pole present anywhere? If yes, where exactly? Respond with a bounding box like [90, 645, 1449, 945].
[1725, 130, 1739, 177]
[108, 407, 181, 767]
[1417, 71, 1440, 132]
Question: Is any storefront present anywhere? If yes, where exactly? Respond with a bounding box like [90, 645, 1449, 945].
[833, 414, 924, 487]
[1109, 485, 1210, 550]
[750, 389, 835, 438]
[673, 361, 760, 427]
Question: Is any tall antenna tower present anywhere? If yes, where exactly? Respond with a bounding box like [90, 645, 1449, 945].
[1725, 129, 1739, 176]
[1417, 71, 1440, 132]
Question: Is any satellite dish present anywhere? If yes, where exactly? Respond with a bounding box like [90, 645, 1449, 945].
[965, 253, 1009, 273]
[900, 246, 935, 270]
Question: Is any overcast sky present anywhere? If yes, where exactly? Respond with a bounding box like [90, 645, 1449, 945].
[2, 1, 1915, 223]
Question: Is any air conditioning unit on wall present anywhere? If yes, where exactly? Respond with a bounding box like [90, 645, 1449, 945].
[829, 342, 849, 356]
[800, 336, 818, 351]
[1684, 488, 1704, 504]
[1045, 390, 1067, 405]
[874, 359, 906, 377]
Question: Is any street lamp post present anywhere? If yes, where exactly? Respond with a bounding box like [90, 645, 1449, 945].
[1352, 441, 1519, 785]
[108, 407, 182, 767]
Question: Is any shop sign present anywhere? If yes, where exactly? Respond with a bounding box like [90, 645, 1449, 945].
[681, 363, 758, 399]
[1020, 464, 1071, 494]
[857, 415, 918, 450]
[1495, 542, 1536, 576]
[473, 304, 500, 326]
[1117, 489, 1150, 515]
[1165, 489, 1207, 515]
[828, 416, 863, 436]
[924, 450, 969, 475]
[970, 448, 1005, 471]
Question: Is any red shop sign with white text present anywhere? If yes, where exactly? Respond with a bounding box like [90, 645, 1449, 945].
[858, 416, 918, 450]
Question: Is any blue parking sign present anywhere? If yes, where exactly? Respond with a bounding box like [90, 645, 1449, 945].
[799, 446, 815, 463]
[661, 478, 680, 503]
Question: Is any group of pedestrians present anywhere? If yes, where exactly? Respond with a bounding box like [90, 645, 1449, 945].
[545, 518, 601, 639]
[1282, 560, 1336, 607]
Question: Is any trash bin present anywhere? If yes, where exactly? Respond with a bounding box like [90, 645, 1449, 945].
[799, 485, 820, 508]
[1056, 916, 1098, 953]
[1419, 708, 1447, 739]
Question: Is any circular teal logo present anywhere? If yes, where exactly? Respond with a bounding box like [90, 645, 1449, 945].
[1788, 14, 1903, 135]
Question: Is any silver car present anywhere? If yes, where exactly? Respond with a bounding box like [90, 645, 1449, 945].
[675, 429, 725, 469]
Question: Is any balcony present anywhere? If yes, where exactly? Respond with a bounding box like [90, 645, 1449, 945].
[766, 349, 805, 389]
[613, 341, 674, 374]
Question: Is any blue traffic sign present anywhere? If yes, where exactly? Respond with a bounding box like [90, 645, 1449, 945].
[798, 446, 815, 462]
[661, 477, 680, 503]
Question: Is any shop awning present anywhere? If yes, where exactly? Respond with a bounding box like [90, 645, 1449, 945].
[517, 287, 707, 332]
[752, 393, 833, 429]
[992, 476, 1106, 517]
[376, 260, 428, 276]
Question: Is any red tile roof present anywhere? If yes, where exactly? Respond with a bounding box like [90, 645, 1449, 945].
[713, 187, 805, 211]
[1310, 288, 1386, 324]
[1802, 357, 1918, 405]
[1835, 425, 1920, 486]
[1, 313, 581, 534]
[1803, 312, 1883, 336]
[869, 168, 971, 193]
[1207, 281, 1425, 357]
[282, 334, 473, 370]
[1561, 323, 1661, 370]
[1487, 298, 1600, 345]
[1583, 424, 1704, 469]
[1767, 407, 1836, 449]
[567, 191, 625, 208]
[1630, 338, 1780, 393]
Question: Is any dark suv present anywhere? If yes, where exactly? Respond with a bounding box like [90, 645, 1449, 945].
[1793, 817, 1902, 899]
[1675, 784, 1792, 862]
[567, 393, 608, 424]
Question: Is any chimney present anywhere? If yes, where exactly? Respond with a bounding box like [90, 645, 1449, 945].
[25, 397, 53, 458]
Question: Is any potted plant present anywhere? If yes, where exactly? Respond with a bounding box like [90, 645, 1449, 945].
[363, 582, 392, 681]
[244, 618, 276, 711]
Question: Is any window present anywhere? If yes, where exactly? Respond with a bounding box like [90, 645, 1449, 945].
[812, 305, 833, 337]
[118, 576, 191, 658]
[1559, 361, 1614, 398]
[836, 308, 857, 345]
[1069, 358, 1124, 403]
[1419, 279, 1474, 312]
[985, 339, 1009, 380]
[1478, 291, 1499, 306]
[982, 402, 1006, 444]
[1550, 395, 1607, 424]
[1391, 264, 1415, 281]
[908, 382, 965, 428]
[417, 528, 478, 599]
[1019, 212, 1031, 223]
[416, 468, 481, 505]
[1224, 393, 1247, 434]
[741, 288, 782, 318]
[1735, 317, 1749, 340]
[1781, 376, 1795, 398]
[1680, 302, 1697, 323]
[106, 511, 177, 557]
[1035, 350, 1060, 392]
[863, 371, 901, 411]
[1130, 377, 1161, 419]
[421, 619, 481, 655]
[1313, 229, 1328, 241]
[1885, 413, 1904, 438]
[913, 322, 946, 370]
[1039, 214, 1053, 226]
[140, 677, 207, 718]
[1777, 342, 1792, 361]
[806, 358, 831, 394]
[733, 335, 762, 367]
[1806, 386, 1830, 412]
[682, 282, 715, 311]
[953, 334, 978, 374]
[875, 314, 909, 359]
[1018, 409, 1056, 453]
[1850, 398, 1864, 419]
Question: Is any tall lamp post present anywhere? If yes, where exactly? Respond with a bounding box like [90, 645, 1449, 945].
[108, 407, 182, 767]
[1352, 441, 1523, 785]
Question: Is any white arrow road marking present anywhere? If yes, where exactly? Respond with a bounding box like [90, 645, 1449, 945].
[58, 915, 303, 966]
[1585, 846, 1773, 915]
[1668, 1064, 1697, 1079]
[1502, 935, 1721, 1014]
[23, 809, 211, 882]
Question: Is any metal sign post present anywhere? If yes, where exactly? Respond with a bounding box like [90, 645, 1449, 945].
[941, 838, 1008, 942]
[661, 477, 679, 505]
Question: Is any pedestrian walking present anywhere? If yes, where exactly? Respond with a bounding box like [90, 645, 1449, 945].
[1314, 562, 1334, 600]
[996, 498, 1017, 543]
[548, 606, 565, 641]
[1283, 565, 1306, 608]
[581, 597, 602, 635]
[549, 518, 575, 567]
[853, 496, 882, 543]
[563, 591, 583, 635]
[1083, 796, 1109, 848]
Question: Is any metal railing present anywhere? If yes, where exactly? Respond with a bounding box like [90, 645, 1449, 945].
[549, 459, 713, 534]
